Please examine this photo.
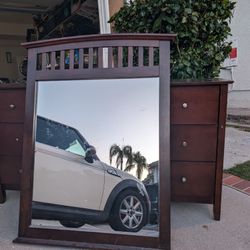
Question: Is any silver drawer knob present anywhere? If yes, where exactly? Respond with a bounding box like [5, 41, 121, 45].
[181, 177, 187, 183]
[15, 137, 19, 142]
[182, 103, 188, 109]
[182, 141, 188, 147]
[9, 104, 16, 110]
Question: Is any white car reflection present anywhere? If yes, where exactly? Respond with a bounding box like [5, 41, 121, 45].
[32, 116, 150, 232]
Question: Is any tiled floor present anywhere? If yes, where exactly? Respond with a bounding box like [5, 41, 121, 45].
[223, 173, 250, 195]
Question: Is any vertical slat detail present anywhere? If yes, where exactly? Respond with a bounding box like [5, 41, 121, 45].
[118, 47, 123, 68]
[149, 47, 154, 66]
[89, 48, 93, 69]
[60, 50, 65, 70]
[138, 47, 144, 67]
[69, 50, 74, 69]
[42, 53, 46, 71]
[98, 47, 103, 69]
[51, 51, 56, 70]
[128, 46, 133, 68]
[108, 47, 113, 68]
[79, 49, 83, 69]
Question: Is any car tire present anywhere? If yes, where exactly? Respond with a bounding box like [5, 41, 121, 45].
[109, 189, 148, 232]
[59, 220, 85, 228]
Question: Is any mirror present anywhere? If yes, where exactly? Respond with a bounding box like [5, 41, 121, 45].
[31, 78, 159, 237]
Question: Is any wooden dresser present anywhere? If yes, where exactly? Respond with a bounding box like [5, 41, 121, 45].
[170, 79, 232, 220]
[0, 80, 231, 221]
[0, 84, 26, 203]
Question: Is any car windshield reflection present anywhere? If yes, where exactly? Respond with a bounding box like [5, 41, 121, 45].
[36, 116, 99, 160]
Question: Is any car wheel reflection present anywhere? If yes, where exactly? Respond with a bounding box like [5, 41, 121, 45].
[109, 190, 147, 232]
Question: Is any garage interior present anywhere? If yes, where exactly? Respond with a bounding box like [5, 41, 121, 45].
[0, 0, 124, 84]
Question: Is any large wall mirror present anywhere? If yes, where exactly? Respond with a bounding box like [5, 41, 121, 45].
[16, 34, 174, 250]
[33, 78, 159, 236]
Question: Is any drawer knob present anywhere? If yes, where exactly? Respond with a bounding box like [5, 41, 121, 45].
[9, 104, 16, 110]
[181, 177, 187, 183]
[182, 141, 188, 147]
[15, 137, 19, 142]
[182, 103, 188, 109]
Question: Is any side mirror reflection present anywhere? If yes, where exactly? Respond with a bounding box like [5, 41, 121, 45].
[85, 146, 96, 163]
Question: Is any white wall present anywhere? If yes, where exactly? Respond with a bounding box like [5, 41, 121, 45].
[0, 17, 33, 82]
[0, 42, 27, 82]
[223, 0, 250, 108]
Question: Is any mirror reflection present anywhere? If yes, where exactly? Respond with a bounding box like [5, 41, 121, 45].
[32, 78, 159, 236]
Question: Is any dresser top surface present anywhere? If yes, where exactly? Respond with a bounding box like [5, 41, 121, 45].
[0, 84, 26, 90]
[171, 78, 233, 86]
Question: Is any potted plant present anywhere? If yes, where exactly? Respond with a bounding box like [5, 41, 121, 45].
[109, 0, 236, 80]
[109, 0, 236, 221]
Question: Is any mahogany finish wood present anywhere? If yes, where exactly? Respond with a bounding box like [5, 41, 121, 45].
[0, 90, 25, 123]
[0, 84, 25, 199]
[171, 162, 215, 203]
[0, 124, 23, 155]
[0, 183, 6, 203]
[0, 156, 21, 188]
[171, 125, 217, 161]
[170, 80, 233, 220]
[213, 84, 229, 220]
[17, 34, 175, 250]
[0, 80, 231, 227]
[170, 86, 219, 125]
[0, 36, 231, 247]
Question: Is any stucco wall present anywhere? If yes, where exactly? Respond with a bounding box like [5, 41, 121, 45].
[225, 0, 250, 108]
[109, 0, 124, 18]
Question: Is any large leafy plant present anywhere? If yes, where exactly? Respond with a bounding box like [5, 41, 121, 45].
[109, 0, 236, 79]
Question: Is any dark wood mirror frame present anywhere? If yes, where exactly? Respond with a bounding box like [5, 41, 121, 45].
[14, 33, 176, 250]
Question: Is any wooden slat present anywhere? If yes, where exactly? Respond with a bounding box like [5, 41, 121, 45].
[98, 47, 103, 69]
[60, 50, 65, 70]
[108, 47, 113, 68]
[88, 48, 93, 69]
[138, 47, 144, 67]
[69, 50, 74, 70]
[128, 46, 133, 68]
[83, 48, 89, 69]
[79, 49, 83, 69]
[118, 47, 123, 68]
[149, 47, 154, 67]
[50, 51, 56, 70]
[41, 53, 47, 71]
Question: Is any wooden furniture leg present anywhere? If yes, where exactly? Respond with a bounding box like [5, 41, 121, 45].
[0, 183, 6, 204]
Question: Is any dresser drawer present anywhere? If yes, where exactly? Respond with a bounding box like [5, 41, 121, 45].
[0, 89, 25, 123]
[0, 156, 21, 188]
[171, 86, 219, 124]
[171, 125, 217, 161]
[171, 162, 215, 203]
[0, 124, 23, 156]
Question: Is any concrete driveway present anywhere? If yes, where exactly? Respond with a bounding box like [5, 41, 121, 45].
[224, 127, 250, 169]
[1, 127, 250, 250]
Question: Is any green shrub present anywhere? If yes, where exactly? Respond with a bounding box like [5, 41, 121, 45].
[109, 0, 236, 79]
